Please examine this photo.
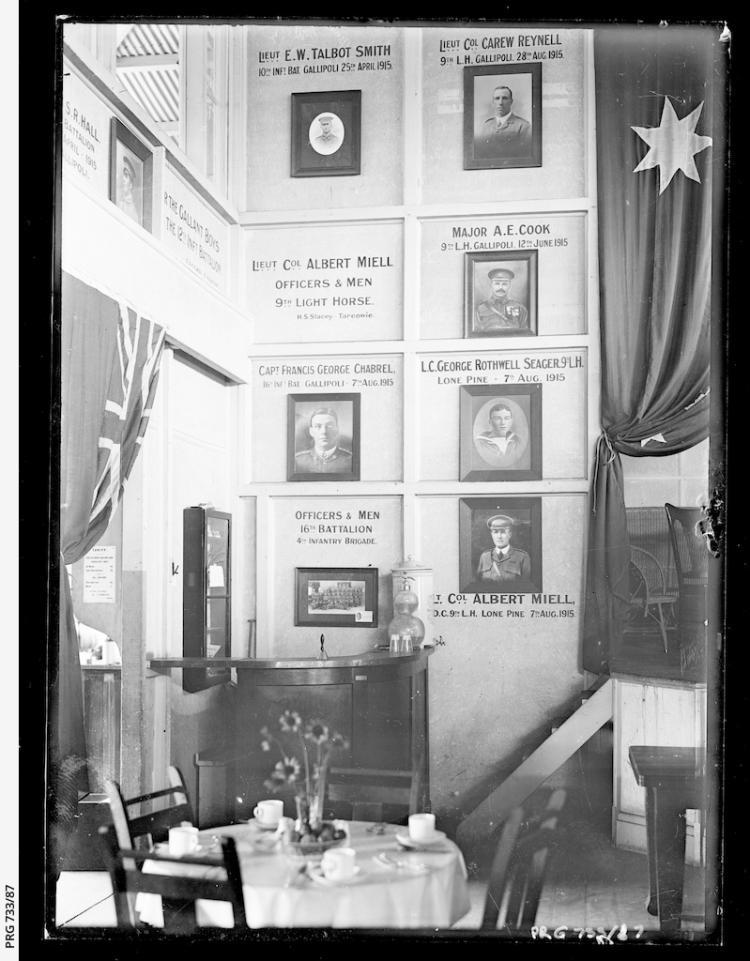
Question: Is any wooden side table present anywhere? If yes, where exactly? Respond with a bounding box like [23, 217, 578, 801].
[628, 745, 706, 933]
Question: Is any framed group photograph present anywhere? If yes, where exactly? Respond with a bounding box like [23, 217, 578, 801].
[458, 497, 542, 594]
[460, 383, 542, 482]
[463, 63, 542, 170]
[109, 118, 153, 230]
[287, 392, 361, 482]
[291, 89, 362, 177]
[465, 249, 538, 337]
[295, 567, 378, 628]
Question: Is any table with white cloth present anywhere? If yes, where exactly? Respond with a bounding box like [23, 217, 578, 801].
[135, 820, 471, 929]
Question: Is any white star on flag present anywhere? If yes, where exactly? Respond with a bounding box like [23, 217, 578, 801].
[632, 97, 712, 194]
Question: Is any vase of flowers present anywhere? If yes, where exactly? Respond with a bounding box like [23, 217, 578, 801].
[261, 710, 349, 850]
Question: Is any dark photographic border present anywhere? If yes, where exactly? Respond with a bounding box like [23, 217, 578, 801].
[464, 248, 539, 338]
[295, 567, 379, 628]
[291, 90, 362, 178]
[108, 117, 153, 230]
[459, 383, 542, 482]
[458, 496, 543, 594]
[286, 392, 361, 482]
[463, 63, 542, 170]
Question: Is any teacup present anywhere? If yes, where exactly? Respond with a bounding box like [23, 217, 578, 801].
[168, 824, 199, 856]
[321, 846, 356, 881]
[408, 813, 436, 842]
[254, 798, 284, 828]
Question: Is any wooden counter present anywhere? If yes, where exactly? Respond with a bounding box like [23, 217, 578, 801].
[148, 649, 432, 826]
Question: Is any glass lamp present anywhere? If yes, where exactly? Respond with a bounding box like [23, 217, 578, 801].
[387, 589, 425, 654]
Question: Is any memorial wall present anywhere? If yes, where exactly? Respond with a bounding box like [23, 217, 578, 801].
[241, 24, 596, 808]
[61, 22, 598, 813]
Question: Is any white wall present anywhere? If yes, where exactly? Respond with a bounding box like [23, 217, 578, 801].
[62, 182, 250, 381]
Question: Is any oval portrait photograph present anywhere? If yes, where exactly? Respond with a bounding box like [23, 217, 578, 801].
[472, 396, 530, 470]
[308, 111, 345, 156]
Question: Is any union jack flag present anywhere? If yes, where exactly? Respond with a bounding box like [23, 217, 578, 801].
[89, 300, 165, 530]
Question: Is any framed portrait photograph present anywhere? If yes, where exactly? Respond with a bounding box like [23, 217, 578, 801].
[287, 392, 361, 482]
[291, 90, 362, 177]
[109, 118, 153, 230]
[460, 384, 542, 482]
[458, 496, 542, 594]
[465, 249, 538, 338]
[463, 63, 542, 170]
[295, 567, 378, 628]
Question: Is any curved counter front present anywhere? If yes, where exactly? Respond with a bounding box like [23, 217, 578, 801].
[148, 650, 431, 826]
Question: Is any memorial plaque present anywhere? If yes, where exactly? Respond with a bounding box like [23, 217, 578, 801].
[161, 165, 231, 295]
[251, 355, 403, 483]
[248, 221, 403, 343]
[420, 212, 586, 339]
[418, 348, 587, 480]
[62, 72, 111, 197]
[422, 27, 586, 204]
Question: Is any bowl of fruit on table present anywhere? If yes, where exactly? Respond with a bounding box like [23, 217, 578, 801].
[285, 820, 348, 856]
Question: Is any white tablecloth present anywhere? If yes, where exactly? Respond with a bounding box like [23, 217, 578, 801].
[136, 820, 470, 929]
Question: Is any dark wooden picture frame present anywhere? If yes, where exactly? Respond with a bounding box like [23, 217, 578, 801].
[465, 249, 538, 338]
[109, 118, 153, 230]
[463, 63, 542, 170]
[287, 392, 361, 482]
[295, 567, 378, 628]
[460, 383, 542, 482]
[459, 496, 542, 593]
[291, 90, 362, 177]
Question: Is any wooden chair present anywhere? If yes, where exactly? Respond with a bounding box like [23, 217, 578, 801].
[324, 766, 421, 824]
[665, 504, 709, 593]
[98, 823, 247, 932]
[481, 788, 566, 933]
[665, 503, 709, 675]
[627, 546, 678, 653]
[104, 765, 195, 851]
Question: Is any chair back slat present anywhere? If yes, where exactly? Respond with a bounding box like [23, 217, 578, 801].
[481, 789, 566, 933]
[105, 765, 196, 850]
[326, 767, 418, 823]
[98, 823, 246, 932]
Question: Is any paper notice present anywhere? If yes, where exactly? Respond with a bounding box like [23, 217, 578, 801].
[83, 546, 116, 603]
[355, 611, 373, 623]
[208, 564, 225, 588]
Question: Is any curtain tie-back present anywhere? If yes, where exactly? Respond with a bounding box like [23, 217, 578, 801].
[592, 432, 617, 515]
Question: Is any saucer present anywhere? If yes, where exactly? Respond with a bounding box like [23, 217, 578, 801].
[309, 864, 362, 886]
[395, 830, 448, 850]
[251, 818, 281, 832]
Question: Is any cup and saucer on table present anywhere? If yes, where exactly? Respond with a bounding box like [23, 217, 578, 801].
[395, 813, 448, 851]
[251, 799, 284, 831]
[308, 847, 362, 886]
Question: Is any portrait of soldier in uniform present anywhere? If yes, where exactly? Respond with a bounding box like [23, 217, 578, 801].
[473, 401, 529, 469]
[464, 64, 541, 171]
[474, 85, 532, 160]
[474, 266, 529, 332]
[291, 91, 361, 177]
[465, 250, 537, 339]
[294, 408, 353, 474]
[114, 146, 143, 225]
[287, 393, 361, 481]
[309, 112, 344, 156]
[475, 514, 532, 585]
[459, 496, 542, 593]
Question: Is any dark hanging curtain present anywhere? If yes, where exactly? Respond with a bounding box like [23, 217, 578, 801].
[583, 26, 717, 673]
[51, 272, 165, 873]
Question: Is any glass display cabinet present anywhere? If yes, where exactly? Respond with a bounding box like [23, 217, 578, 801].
[183, 506, 232, 692]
